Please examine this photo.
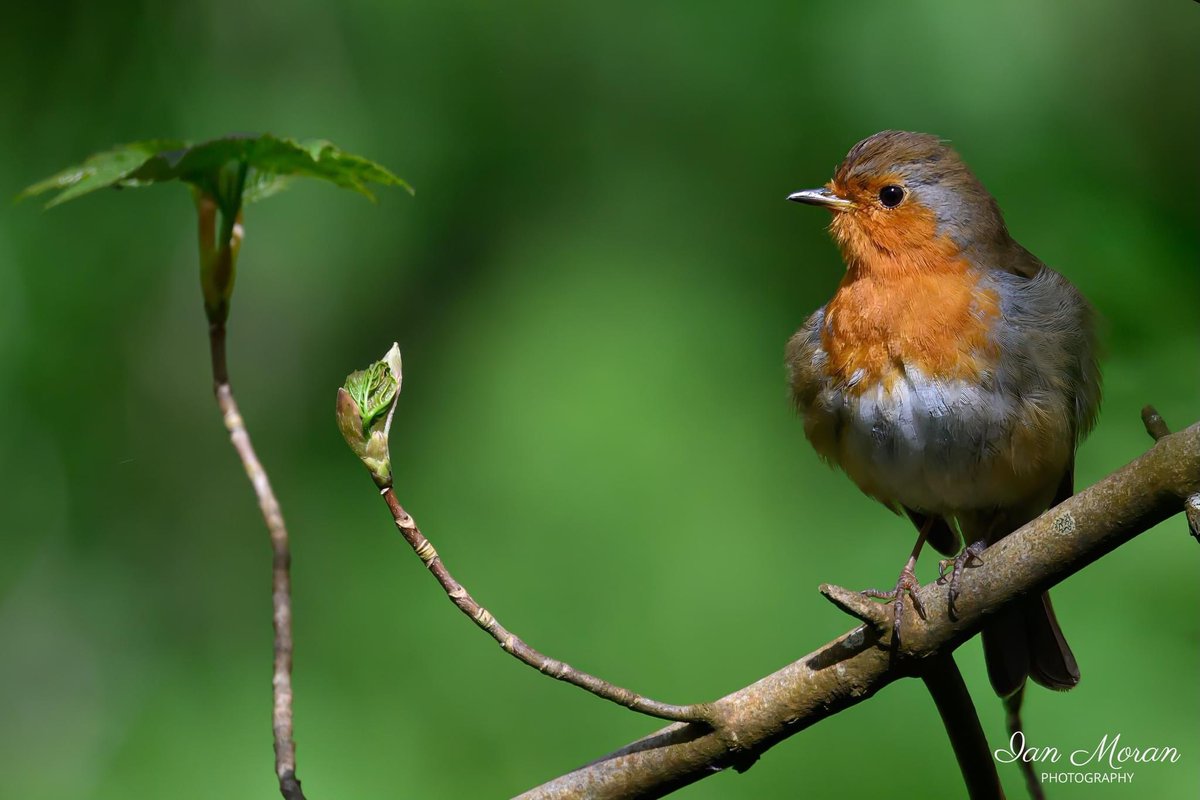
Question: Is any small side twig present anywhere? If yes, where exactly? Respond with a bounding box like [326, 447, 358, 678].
[819, 583, 889, 633]
[1140, 405, 1171, 441]
[201, 197, 305, 800]
[1141, 405, 1200, 542]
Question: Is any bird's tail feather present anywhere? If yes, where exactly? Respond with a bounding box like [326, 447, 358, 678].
[1026, 592, 1080, 690]
[983, 590, 1079, 697]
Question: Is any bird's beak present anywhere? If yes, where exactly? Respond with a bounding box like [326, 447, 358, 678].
[787, 187, 853, 210]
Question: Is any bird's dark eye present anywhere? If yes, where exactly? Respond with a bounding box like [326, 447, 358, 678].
[878, 185, 905, 208]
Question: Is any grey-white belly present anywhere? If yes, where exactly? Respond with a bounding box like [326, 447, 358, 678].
[808, 367, 1062, 514]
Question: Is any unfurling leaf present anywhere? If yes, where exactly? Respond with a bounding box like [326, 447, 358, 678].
[338, 343, 404, 487]
[345, 361, 398, 436]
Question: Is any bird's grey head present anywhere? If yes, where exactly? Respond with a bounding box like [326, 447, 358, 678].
[789, 131, 1011, 258]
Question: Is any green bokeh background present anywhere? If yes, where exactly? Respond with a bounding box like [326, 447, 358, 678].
[2, 2, 1197, 798]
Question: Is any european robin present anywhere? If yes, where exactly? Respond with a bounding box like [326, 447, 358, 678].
[785, 131, 1101, 703]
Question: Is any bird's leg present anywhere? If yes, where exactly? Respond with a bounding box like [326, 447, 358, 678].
[937, 539, 987, 617]
[860, 518, 931, 645]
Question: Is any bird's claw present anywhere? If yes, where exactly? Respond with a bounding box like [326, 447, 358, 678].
[937, 540, 987, 617]
[861, 565, 926, 645]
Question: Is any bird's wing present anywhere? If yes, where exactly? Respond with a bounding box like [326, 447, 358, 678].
[988, 265, 1102, 444]
[785, 307, 827, 414]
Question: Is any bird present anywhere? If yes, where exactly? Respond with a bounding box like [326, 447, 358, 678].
[784, 131, 1101, 707]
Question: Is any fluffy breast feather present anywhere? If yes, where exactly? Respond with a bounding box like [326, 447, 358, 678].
[786, 265, 1099, 515]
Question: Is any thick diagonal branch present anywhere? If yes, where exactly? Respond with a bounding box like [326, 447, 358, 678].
[517, 420, 1200, 799]
[378, 487, 712, 724]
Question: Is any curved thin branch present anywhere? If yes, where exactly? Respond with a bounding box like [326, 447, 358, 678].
[212, 325, 304, 800]
[517, 418, 1200, 799]
[340, 346, 712, 725]
[378, 486, 713, 724]
[201, 197, 305, 800]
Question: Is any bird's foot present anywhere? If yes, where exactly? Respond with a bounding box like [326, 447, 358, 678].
[860, 564, 926, 646]
[937, 540, 987, 617]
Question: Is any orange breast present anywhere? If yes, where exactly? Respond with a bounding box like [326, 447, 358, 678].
[821, 258, 1000, 393]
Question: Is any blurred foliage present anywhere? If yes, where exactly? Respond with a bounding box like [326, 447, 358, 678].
[0, 1, 1196, 799]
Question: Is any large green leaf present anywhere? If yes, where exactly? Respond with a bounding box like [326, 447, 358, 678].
[19, 133, 412, 209]
[17, 139, 188, 209]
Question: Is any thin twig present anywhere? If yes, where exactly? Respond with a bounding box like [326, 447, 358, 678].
[202, 197, 305, 800]
[921, 654, 1004, 800]
[211, 320, 305, 800]
[1141, 404, 1171, 441]
[517, 418, 1200, 798]
[379, 486, 713, 724]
